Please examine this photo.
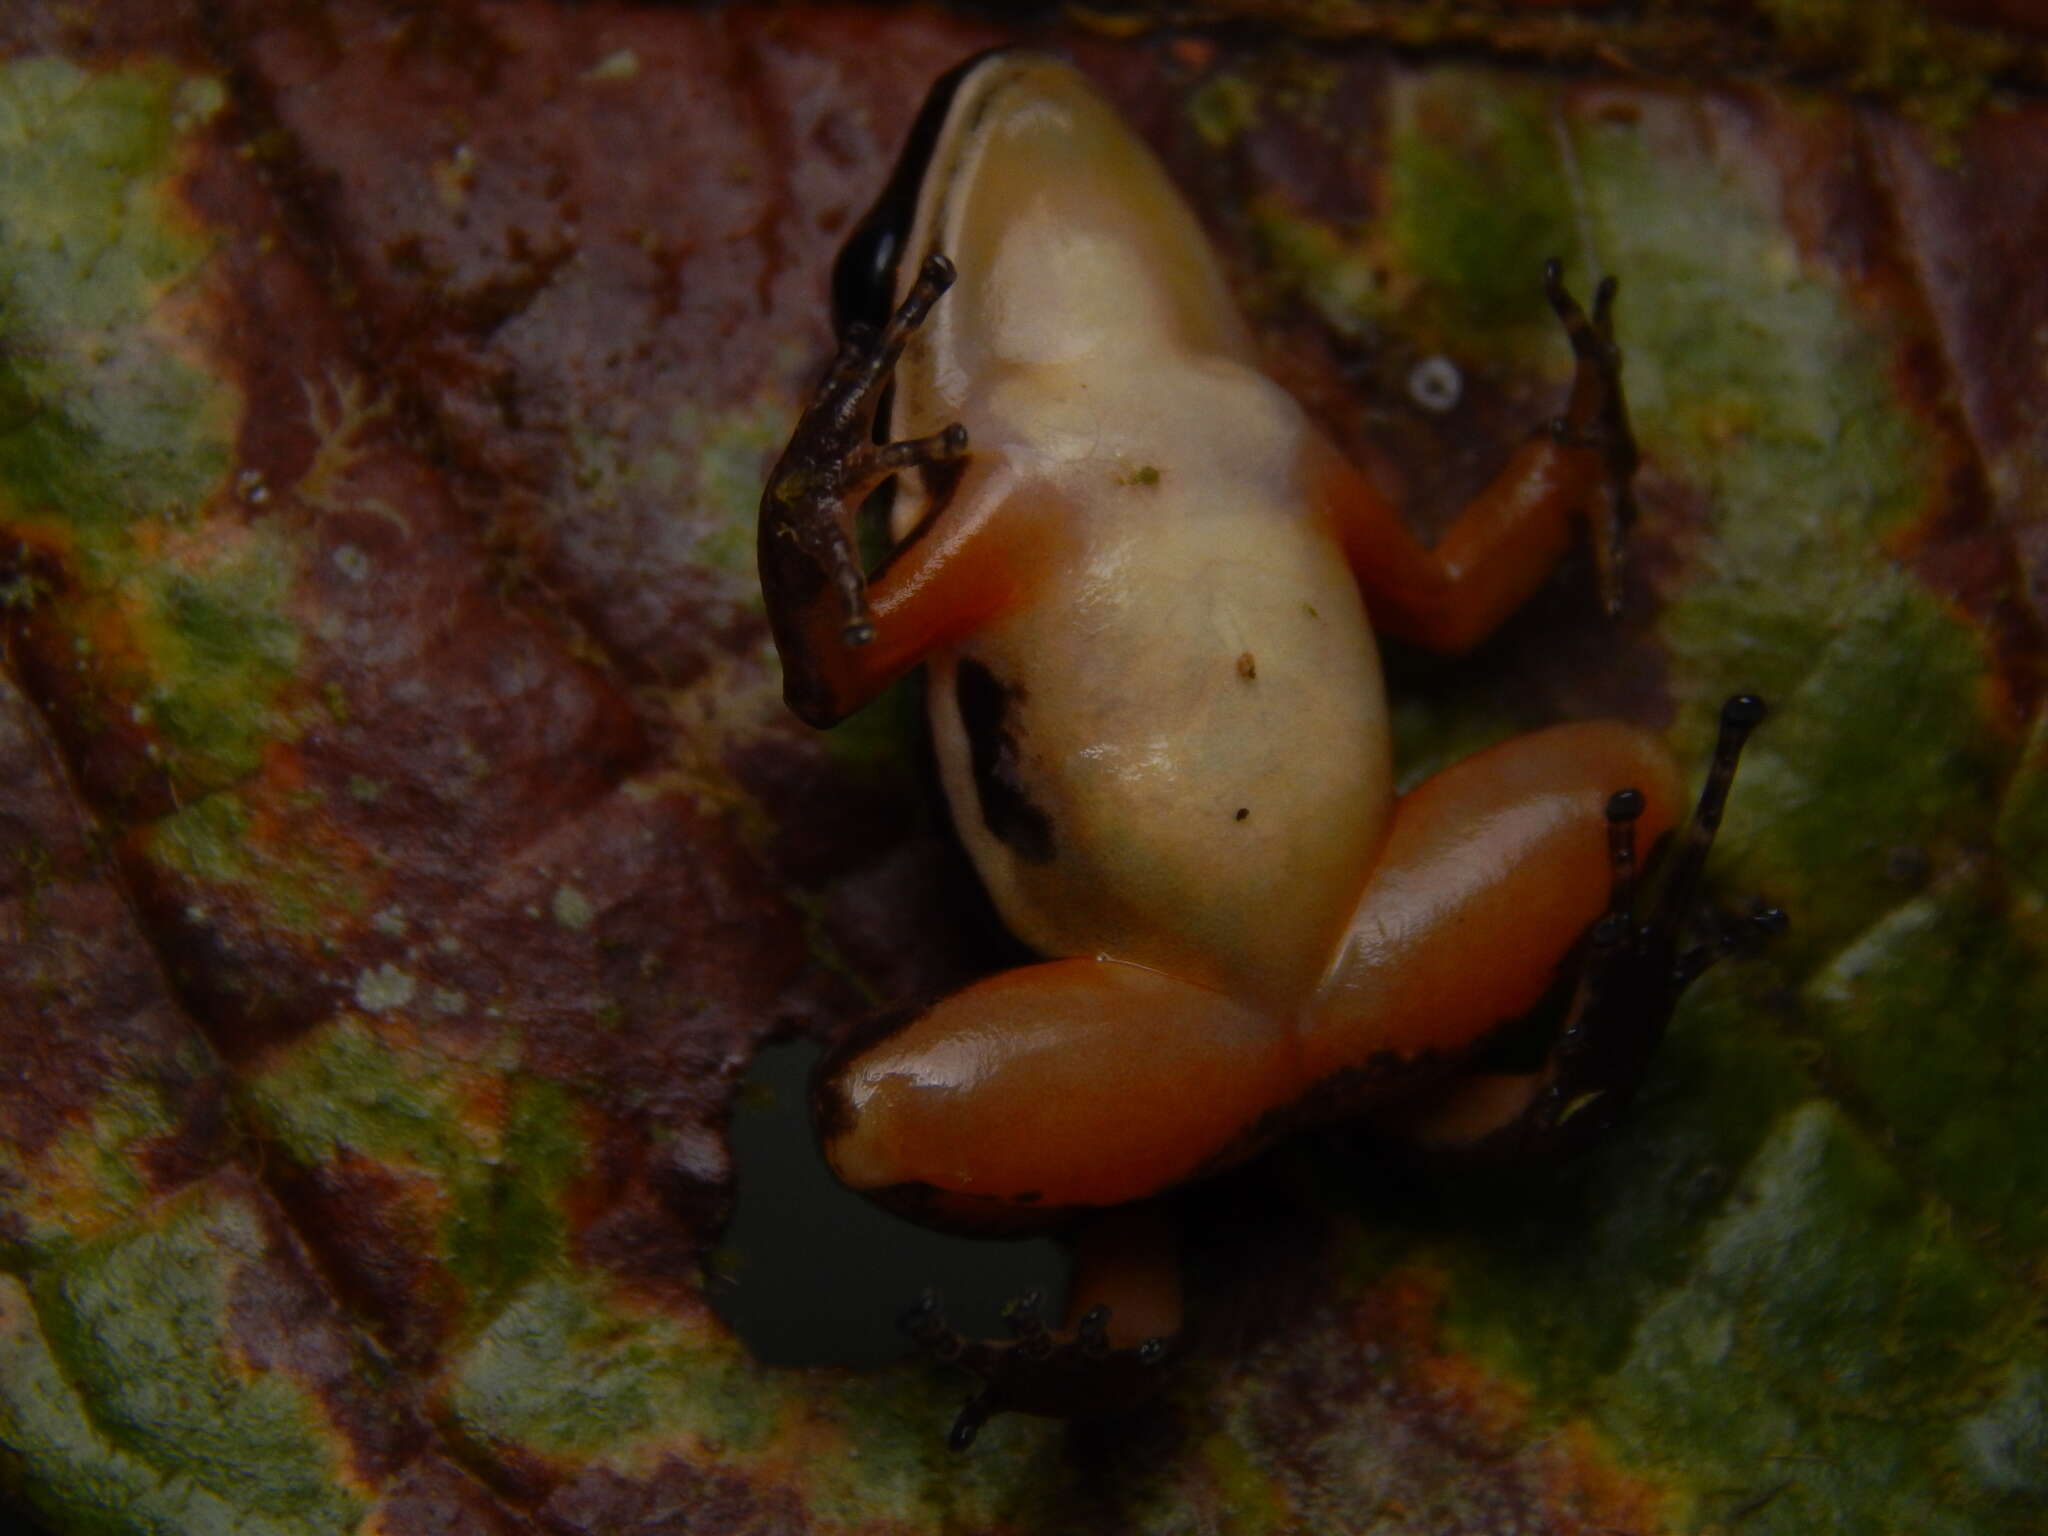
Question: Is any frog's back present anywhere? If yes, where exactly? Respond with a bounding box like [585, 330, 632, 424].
[925, 357, 1393, 1011]
[875, 51, 1394, 1008]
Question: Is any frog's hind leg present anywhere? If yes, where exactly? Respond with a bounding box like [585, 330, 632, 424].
[814, 958, 1296, 1447]
[1371, 696, 1783, 1159]
[903, 1207, 1180, 1451]
[816, 957, 1302, 1219]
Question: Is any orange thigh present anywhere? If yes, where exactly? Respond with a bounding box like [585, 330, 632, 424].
[818, 958, 1302, 1216]
[1304, 720, 1682, 1082]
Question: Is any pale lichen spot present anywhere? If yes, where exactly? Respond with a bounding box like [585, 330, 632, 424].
[434, 143, 477, 213]
[355, 963, 417, 1013]
[583, 48, 640, 82]
[552, 884, 596, 931]
[371, 906, 407, 938]
[171, 74, 226, 131]
[432, 987, 468, 1016]
[332, 544, 371, 582]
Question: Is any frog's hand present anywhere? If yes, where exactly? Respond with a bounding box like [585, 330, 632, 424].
[1317, 263, 1639, 652]
[1372, 696, 1783, 1160]
[903, 1208, 1180, 1451]
[758, 254, 968, 725]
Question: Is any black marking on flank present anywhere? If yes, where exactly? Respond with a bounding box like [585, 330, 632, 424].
[956, 657, 1055, 864]
[1235, 807, 1250, 821]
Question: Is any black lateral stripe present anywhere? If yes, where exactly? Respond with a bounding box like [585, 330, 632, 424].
[829, 47, 1010, 341]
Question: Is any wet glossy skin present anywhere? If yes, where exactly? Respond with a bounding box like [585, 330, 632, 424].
[757, 51, 1760, 1443]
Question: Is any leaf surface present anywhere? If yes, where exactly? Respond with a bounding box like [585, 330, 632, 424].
[1, 4, 2043, 1533]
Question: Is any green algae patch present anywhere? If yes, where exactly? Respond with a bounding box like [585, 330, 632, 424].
[1386, 73, 1577, 351]
[440, 1270, 785, 1466]
[798, 1369, 1071, 1531]
[1995, 707, 2048, 896]
[685, 398, 790, 585]
[0, 55, 319, 798]
[442, 1273, 1072, 1529]
[0, 1086, 185, 1268]
[0, 1274, 355, 1536]
[1681, 567, 2003, 955]
[1559, 91, 2006, 953]
[1195, 1430, 1291, 1536]
[0, 57, 234, 568]
[567, 392, 786, 595]
[242, 1013, 585, 1321]
[1759, 0, 2015, 137]
[1244, 195, 1389, 347]
[142, 775, 375, 939]
[1602, 1103, 2031, 1533]
[1955, 1354, 2048, 1502]
[1343, 82, 2040, 1530]
[1187, 68, 1263, 152]
[1364, 962, 1813, 1403]
[1804, 878, 2048, 1256]
[2, 1187, 370, 1536]
[126, 524, 306, 787]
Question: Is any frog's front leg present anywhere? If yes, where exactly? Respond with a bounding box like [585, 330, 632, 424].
[1318, 263, 1640, 653]
[1308, 698, 1778, 1157]
[760, 255, 1060, 726]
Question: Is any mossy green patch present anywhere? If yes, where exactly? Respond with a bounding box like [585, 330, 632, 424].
[1603, 1103, 2028, 1533]
[1995, 707, 2048, 897]
[441, 1269, 782, 1464]
[1354, 961, 1811, 1403]
[1244, 194, 1388, 346]
[687, 399, 787, 584]
[143, 779, 372, 938]
[242, 1013, 584, 1321]
[1187, 69, 1262, 152]
[800, 1368, 1068, 1528]
[2, 1185, 370, 1535]
[565, 393, 784, 597]
[0, 58, 236, 567]
[1387, 73, 1577, 350]
[0, 1084, 185, 1268]
[1556, 87, 2007, 953]
[1196, 1430, 1290, 1536]
[0, 57, 317, 798]
[0, 1274, 356, 1536]
[1759, 0, 2013, 138]
[1673, 568, 2004, 958]
[1804, 878, 2048, 1256]
[129, 525, 305, 785]
[1954, 1353, 2048, 1501]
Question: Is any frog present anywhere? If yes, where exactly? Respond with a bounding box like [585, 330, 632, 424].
[757, 50, 1779, 1449]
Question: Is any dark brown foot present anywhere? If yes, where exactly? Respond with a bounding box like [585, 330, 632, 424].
[902, 1288, 1172, 1452]
[1540, 258, 1639, 616]
[759, 253, 968, 719]
[1521, 694, 1783, 1153]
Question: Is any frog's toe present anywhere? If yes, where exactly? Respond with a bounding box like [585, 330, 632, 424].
[1534, 694, 1781, 1149]
[901, 1288, 1175, 1451]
